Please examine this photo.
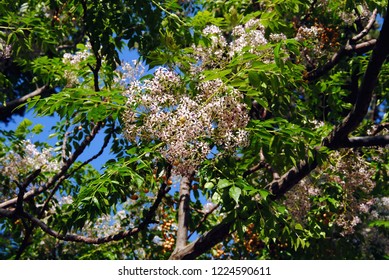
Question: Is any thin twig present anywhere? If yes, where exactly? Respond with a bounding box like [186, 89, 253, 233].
[351, 9, 378, 43]
[188, 203, 219, 240]
[20, 181, 171, 244]
[15, 169, 41, 214]
[62, 132, 71, 164]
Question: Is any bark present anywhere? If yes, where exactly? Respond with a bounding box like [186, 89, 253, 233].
[337, 135, 389, 148]
[169, 175, 192, 259]
[0, 85, 52, 119]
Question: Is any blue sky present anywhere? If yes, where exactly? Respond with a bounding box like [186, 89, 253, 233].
[0, 48, 142, 170]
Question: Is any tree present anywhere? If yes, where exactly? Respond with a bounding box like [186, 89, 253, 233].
[1, 0, 388, 260]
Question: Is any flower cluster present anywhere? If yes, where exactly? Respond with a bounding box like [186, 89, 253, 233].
[327, 152, 380, 236]
[370, 197, 389, 219]
[203, 201, 218, 213]
[295, 22, 340, 68]
[284, 150, 377, 236]
[282, 176, 322, 225]
[0, 139, 61, 181]
[339, 3, 372, 26]
[229, 19, 268, 57]
[62, 42, 93, 87]
[190, 19, 270, 74]
[83, 210, 128, 238]
[62, 42, 92, 65]
[191, 25, 228, 72]
[122, 69, 249, 175]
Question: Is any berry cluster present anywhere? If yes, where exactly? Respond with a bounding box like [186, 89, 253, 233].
[243, 223, 264, 254]
[161, 218, 176, 252]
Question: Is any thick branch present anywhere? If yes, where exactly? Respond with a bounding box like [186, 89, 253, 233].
[267, 157, 318, 199]
[0, 208, 15, 218]
[170, 175, 192, 258]
[169, 220, 233, 260]
[337, 135, 389, 148]
[0, 85, 51, 116]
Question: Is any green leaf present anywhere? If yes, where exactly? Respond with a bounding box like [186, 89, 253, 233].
[248, 71, 261, 88]
[217, 179, 232, 189]
[133, 173, 144, 188]
[295, 223, 303, 230]
[203, 69, 232, 81]
[229, 186, 241, 204]
[31, 124, 44, 134]
[212, 192, 222, 204]
[204, 182, 214, 189]
[15, 118, 33, 137]
[258, 189, 270, 200]
[369, 220, 389, 228]
[274, 42, 283, 68]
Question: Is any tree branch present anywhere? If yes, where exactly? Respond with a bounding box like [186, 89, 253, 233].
[351, 9, 378, 43]
[306, 9, 378, 81]
[15, 169, 41, 214]
[371, 122, 389, 135]
[0, 85, 52, 117]
[16, 181, 171, 244]
[0, 208, 15, 218]
[188, 203, 219, 240]
[337, 135, 389, 148]
[244, 149, 280, 180]
[13, 123, 104, 258]
[169, 220, 233, 260]
[170, 175, 192, 258]
[306, 39, 377, 81]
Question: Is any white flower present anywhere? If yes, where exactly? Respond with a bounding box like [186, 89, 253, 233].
[122, 69, 249, 176]
[0, 140, 61, 181]
[202, 25, 222, 35]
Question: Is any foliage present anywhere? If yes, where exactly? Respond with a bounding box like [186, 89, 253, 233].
[1, 0, 389, 260]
